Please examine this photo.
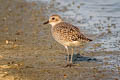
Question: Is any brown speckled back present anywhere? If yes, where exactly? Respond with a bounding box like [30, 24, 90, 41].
[51, 22, 92, 46]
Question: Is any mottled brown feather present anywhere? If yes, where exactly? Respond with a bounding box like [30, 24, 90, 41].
[52, 22, 92, 42]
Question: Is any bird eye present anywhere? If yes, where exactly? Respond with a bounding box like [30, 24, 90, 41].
[52, 17, 55, 20]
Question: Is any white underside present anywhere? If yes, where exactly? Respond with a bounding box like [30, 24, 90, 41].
[59, 41, 83, 47]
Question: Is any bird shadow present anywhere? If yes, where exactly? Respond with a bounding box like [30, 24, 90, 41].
[66, 53, 101, 64]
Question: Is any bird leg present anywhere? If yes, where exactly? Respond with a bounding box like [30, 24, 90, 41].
[65, 46, 74, 67]
[66, 48, 74, 67]
[70, 48, 74, 64]
[65, 46, 69, 65]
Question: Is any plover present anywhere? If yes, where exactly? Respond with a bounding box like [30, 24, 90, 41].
[43, 14, 92, 67]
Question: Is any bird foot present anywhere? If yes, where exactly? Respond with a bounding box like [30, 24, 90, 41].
[65, 63, 74, 68]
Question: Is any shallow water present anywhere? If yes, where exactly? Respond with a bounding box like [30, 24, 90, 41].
[26, 0, 120, 51]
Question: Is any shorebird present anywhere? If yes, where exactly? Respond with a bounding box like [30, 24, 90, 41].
[43, 14, 92, 67]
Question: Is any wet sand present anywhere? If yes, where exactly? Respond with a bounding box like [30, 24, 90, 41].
[0, 0, 120, 80]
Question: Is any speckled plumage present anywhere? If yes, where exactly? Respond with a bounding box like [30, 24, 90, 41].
[51, 22, 92, 46]
[43, 14, 93, 67]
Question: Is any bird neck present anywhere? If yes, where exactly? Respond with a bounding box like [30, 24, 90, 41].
[50, 21, 63, 27]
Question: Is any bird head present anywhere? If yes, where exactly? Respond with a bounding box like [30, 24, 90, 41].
[43, 14, 63, 26]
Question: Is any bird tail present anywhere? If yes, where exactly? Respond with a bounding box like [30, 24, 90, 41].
[87, 38, 93, 42]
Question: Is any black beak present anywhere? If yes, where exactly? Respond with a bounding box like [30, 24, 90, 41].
[43, 20, 49, 25]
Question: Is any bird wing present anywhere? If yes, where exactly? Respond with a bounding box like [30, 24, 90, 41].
[54, 22, 92, 42]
